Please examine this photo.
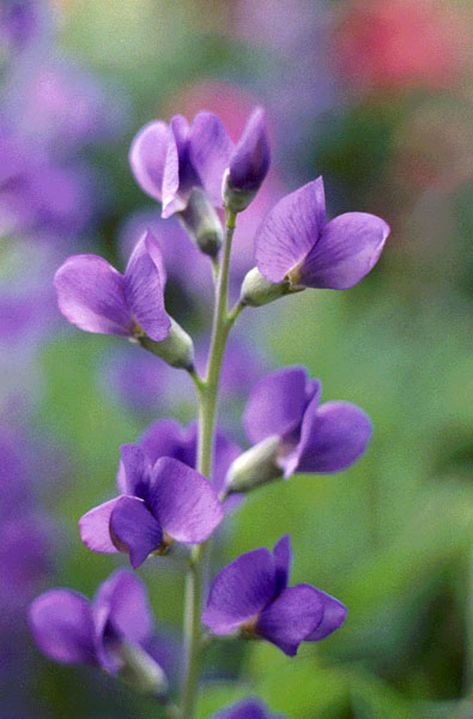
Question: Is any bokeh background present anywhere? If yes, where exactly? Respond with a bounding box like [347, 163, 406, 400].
[1, 1, 473, 717]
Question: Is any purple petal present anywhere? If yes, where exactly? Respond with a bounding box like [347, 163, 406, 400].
[304, 590, 347, 641]
[215, 698, 278, 719]
[109, 496, 163, 569]
[255, 178, 326, 283]
[296, 401, 372, 474]
[54, 255, 131, 336]
[257, 584, 324, 656]
[140, 419, 196, 467]
[29, 589, 97, 665]
[124, 231, 171, 342]
[300, 212, 390, 290]
[273, 535, 292, 593]
[162, 115, 193, 218]
[203, 548, 276, 635]
[244, 366, 319, 444]
[79, 497, 121, 554]
[119, 443, 152, 500]
[129, 121, 169, 202]
[229, 107, 270, 192]
[150, 457, 223, 544]
[189, 112, 234, 206]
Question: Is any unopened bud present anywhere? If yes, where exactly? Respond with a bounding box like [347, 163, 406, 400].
[179, 188, 223, 257]
[240, 267, 299, 307]
[118, 641, 168, 696]
[138, 317, 194, 370]
[225, 436, 283, 495]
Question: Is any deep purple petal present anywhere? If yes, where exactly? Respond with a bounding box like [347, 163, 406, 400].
[150, 457, 223, 544]
[296, 401, 372, 474]
[189, 112, 234, 205]
[273, 535, 292, 594]
[257, 584, 324, 656]
[79, 497, 121, 554]
[140, 419, 196, 467]
[109, 496, 163, 569]
[255, 178, 326, 283]
[202, 548, 276, 635]
[54, 255, 131, 336]
[124, 231, 171, 342]
[229, 107, 270, 192]
[129, 121, 169, 203]
[243, 366, 319, 444]
[119, 443, 152, 500]
[162, 115, 192, 218]
[29, 589, 97, 665]
[215, 698, 279, 719]
[304, 590, 347, 641]
[300, 212, 390, 289]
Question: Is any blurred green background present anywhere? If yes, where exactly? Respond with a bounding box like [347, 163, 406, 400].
[2, 1, 473, 718]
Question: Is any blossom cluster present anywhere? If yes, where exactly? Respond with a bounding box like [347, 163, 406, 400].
[30, 103, 389, 717]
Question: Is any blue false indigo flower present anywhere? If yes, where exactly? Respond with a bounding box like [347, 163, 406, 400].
[29, 569, 168, 695]
[130, 113, 233, 255]
[223, 107, 271, 213]
[225, 366, 371, 494]
[80, 445, 223, 568]
[241, 177, 389, 306]
[54, 230, 194, 369]
[213, 698, 284, 719]
[203, 535, 346, 656]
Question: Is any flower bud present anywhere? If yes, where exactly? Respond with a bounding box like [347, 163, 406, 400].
[240, 267, 301, 307]
[117, 641, 169, 697]
[225, 436, 283, 495]
[179, 187, 223, 257]
[138, 317, 194, 370]
[223, 108, 270, 213]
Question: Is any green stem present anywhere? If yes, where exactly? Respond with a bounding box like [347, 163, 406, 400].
[180, 210, 238, 719]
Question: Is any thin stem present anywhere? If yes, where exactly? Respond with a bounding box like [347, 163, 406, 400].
[180, 210, 239, 719]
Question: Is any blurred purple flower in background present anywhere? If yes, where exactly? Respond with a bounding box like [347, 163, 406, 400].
[214, 698, 284, 719]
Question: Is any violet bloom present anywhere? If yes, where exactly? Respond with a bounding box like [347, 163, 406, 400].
[29, 569, 167, 693]
[203, 535, 346, 656]
[242, 177, 389, 306]
[214, 698, 284, 719]
[80, 446, 223, 568]
[226, 366, 371, 494]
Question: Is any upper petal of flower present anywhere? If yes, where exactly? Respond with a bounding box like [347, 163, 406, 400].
[255, 178, 326, 283]
[256, 584, 324, 656]
[162, 114, 193, 218]
[296, 400, 372, 474]
[272, 534, 292, 594]
[299, 212, 390, 289]
[304, 589, 347, 642]
[119, 443, 153, 500]
[109, 495, 163, 569]
[79, 497, 122, 554]
[129, 120, 169, 203]
[229, 107, 270, 192]
[29, 589, 97, 665]
[124, 230, 171, 342]
[203, 548, 276, 635]
[189, 111, 234, 206]
[149, 457, 223, 544]
[243, 366, 319, 444]
[54, 255, 132, 336]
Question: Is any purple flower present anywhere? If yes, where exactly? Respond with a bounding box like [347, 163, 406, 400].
[129, 112, 233, 218]
[253, 177, 389, 292]
[54, 230, 170, 342]
[29, 569, 167, 691]
[226, 366, 371, 493]
[224, 107, 271, 212]
[80, 446, 223, 568]
[213, 698, 284, 719]
[203, 535, 346, 656]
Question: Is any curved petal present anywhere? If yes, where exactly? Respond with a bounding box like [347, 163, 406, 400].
[300, 212, 390, 290]
[255, 178, 326, 283]
[243, 366, 319, 444]
[257, 584, 324, 656]
[296, 401, 372, 474]
[29, 589, 97, 665]
[229, 107, 270, 192]
[273, 534, 292, 594]
[304, 589, 347, 642]
[129, 120, 169, 202]
[79, 497, 121, 554]
[124, 231, 171, 342]
[203, 548, 276, 635]
[162, 115, 192, 218]
[119, 443, 152, 501]
[189, 111, 234, 205]
[150, 457, 223, 544]
[54, 255, 131, 336]
[109, 496, 163, 569]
